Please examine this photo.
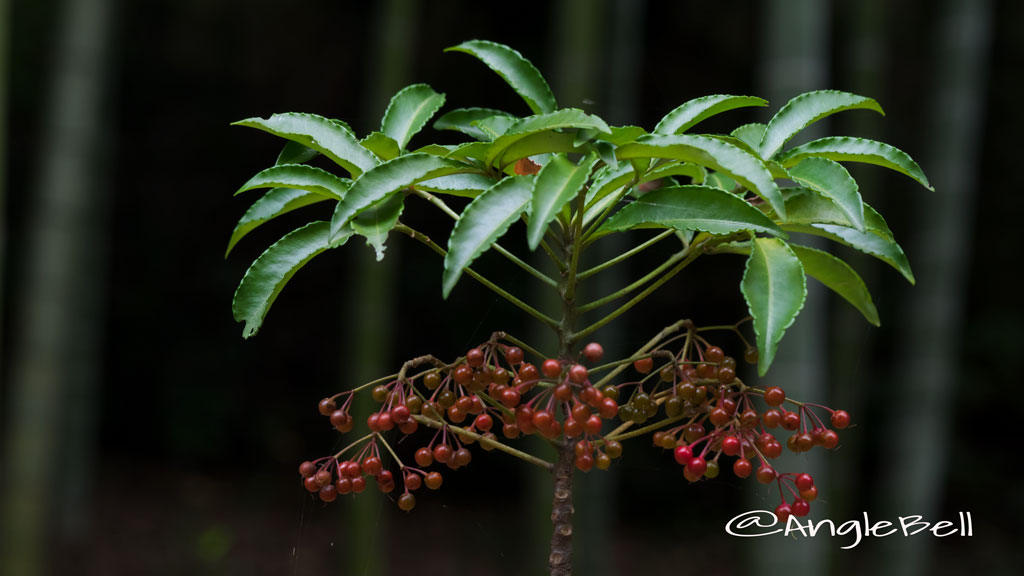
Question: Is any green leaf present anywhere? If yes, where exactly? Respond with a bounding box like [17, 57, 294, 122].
[654, 94, 768, 135]
[330, 154, 475, 240]
[706, 171, 737, 192]
[486, 109, 611, 168]
[790, 244, 880, 326]
[640, 162, 706, 185]
[602, 125, 648, 145]
[759, 90, 885, 159]
[741, 237, 807, 376]
[616, 134, 786, 218]
[381, 83, 446, 150]
[787, 157, 865, 230]
[527, 154, 599, 249]
[232, 113, 379, 177]
[276, 141, 319, 165]
[472, 115, 517, 139]
[788, 222, 914, 284]
[585, 164, 634, 207]
[598, 185, 784, 237]
[225, 188, 331, 257]
[360, 131, 401, 161]
[236, 164, 351, 200]
[593, 141, 618, 168]
[352, 193, 406, 261]
[446, 40, 557, 114]
[434, 107, 514, 141]
[492, 131, 586, 168]
[232, 221, 353, 338]
[443, 176, 533, 297]
[731, 123, 767, 150]
[778, 136, 933, 190]
[414, 173, 497, 198]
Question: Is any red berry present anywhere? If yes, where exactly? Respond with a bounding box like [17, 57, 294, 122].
[756, 465, 777, 484]
[502, 423, 520, 438]
[733, 458, 752, 478]
[821, 429, 839, 449]
[335, 477, 352, 494]
[764, 441, 783, 459]
[505, 346, 524, 365]
[304, 476, 320, 492]
[398, 419, 418, 435]
[376, 412, 394, 431]
[542, 359, 562, 379]
[362, 456, 382, 476]
[781, 411, 801, 431]
[553, 383, 572, 402]
[686, 457, 707, 477]
[397, 492, 416, 511]
[433, 444, 452, 464]
[575, 454, 594, 472]
[414, 447, 433, 467]
[318, 398, 337, 416]
[722, 436, 741, 456]
[466, 347, 485, 368]
[673, 445, 693, 465]
[583, 342, 604, 363]
[792, 498, 810, 517]
[532, 410, 553, 431]
[424, 471, 443, 490]
[705, 346, 725, 364]
[795, 473, 814, 491]
[764, 386, 786, 407]
[474, 413, 493, 432]
[391, 405, 410, 424]
[763, 409, 782, 428]
[519, 363, 539, 383]
[775, 502, 793, 521]
[584, 415, 602, 435]
[831, 410, 850, 429]
[569, 364, 588, 384]
[299, 461, 316, 478]
[348, 476, 366, 493]
[709, 407, 730, 427]
[423, 372, 442, 389]
[453, 448, 472, 467]
[319, 484, 337, 502]
[717, 367, 736, 384]
[634, 357, 654, 374]
[500, 388, 521, 408]
[564, 418, 583, 438]
[799, 486, 818, 502]
[598, 397, 618, 419]
[366, 413, 380, 431]
[743, 347, 759, 365]
[572, 404, 592, 422]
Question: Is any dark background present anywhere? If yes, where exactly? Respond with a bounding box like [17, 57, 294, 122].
[1, 0, 1020, 575]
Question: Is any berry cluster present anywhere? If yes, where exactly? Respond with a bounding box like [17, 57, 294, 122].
[627, 339, 849, 519]
[298, 325, 850, 520]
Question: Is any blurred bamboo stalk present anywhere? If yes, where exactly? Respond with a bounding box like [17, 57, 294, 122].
[878, 1, 992, 575]
[341, 1, 419, 574]
[0, 0, 114, 574]
[0, 0, 8, 401]
[748, 1, 830, 575]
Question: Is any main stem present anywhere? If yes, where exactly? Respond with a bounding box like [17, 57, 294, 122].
[549, 200, 582, 576]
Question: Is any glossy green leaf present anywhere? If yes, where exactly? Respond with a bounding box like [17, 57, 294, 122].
[654, 94, 768, 135]
[276, 141, 319, 165]
[585, 164, 634, 207]
[640, 162, 706, 185]
[788, 222, 914, 284]
[473, 115, 517, 139]
[778, 136, 933, 190]
[236, 164, 351, 200]
[527, 154, 599, 249]
[593, 140, 618, 168]
[787, 157, 865, 230]
[759, 90, 884, 159]
[485, 109, 610, 167]
[352, 193, 406, 261]
[741, 237, 807, 376]
[731, 123, 767, 150]
[602, 125, 648, 145]
[330, 154, 475, 240]
[446, 40, 557, 114]
[415, 173, 497, 197]
[790, 244, 880, 326]
[233, 221, 352, 338]
[616, 134, 786, 218]
[232, 113, 378, 177]
[433, 108, 513, 141]
[360, 131, 401, 161]
[492, 131, 585, 168]
[226, 188, 331, 257]
[706, 171, 737, 192]
[381, 83, 446, 150]
[443, 177, 533, 297]
[598, 185, 784, 237]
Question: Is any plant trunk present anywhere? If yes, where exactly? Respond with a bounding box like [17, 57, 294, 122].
[548, 441, 576, 575]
